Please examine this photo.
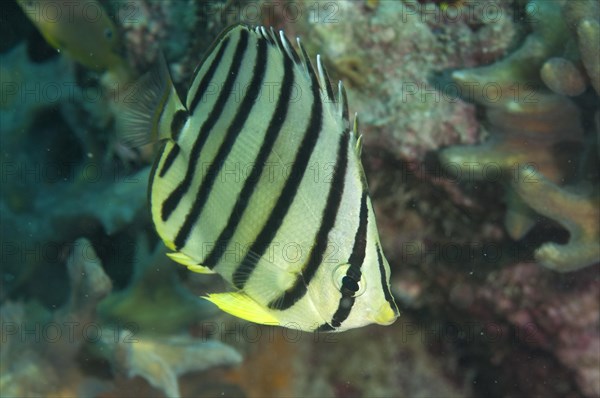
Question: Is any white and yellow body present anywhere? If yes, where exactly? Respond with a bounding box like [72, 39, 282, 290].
[125, 24, 399, 332]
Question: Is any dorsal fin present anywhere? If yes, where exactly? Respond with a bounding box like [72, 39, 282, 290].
[353, 113, 362, 156]
[274, 28, 301, 65]
[296, 36, 319, 87]
[317, 54, 335, 102]
[338, 80, 350, 130]
[260, 26, 351, 135]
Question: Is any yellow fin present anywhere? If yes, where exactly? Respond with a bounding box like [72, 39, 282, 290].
[166, 252, 215, 274]
[203, 292, 280, 326]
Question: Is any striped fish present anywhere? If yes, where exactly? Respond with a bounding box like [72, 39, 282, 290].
[123, 24, 399, 332]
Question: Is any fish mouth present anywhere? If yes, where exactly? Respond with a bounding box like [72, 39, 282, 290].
[372, 303, 399, 326]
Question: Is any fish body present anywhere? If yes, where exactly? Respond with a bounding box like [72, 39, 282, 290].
[17, 0, 127, 73]
[125, 24, 399, 332]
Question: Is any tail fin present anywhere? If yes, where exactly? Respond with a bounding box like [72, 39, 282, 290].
[116, 55, 186, 147]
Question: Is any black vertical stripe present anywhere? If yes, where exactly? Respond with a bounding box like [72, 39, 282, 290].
[148, 142, 168, 213]
[268, 132, 350, 310]
[319, 192, 368, 330]
[376, 243, 398, 315]
[159, 144, 180, 177]
[346, 192, 368, 281]
[316, 322, 335, 332]
[203, 44, 295, 269]
[174, 34, 268, 250]
[189, 36, 230, 113]
[170, 109, 188, 141]
[160, 30, 246, 223]
[231, 51, 324, 289]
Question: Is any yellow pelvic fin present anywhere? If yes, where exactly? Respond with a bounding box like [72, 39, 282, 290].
[202, 292, 280, 326]
[166, 252, 215, 274]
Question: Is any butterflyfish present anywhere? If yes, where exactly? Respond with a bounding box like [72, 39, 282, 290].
[123, 24, 399, 332]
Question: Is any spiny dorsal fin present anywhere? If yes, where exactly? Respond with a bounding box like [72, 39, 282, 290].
[338, 80, 350, 130]
[274, 28, 301, 65]
[258, 26, 342, 115]
[353, 113, 362, 156]
[296, 37, 311, 74]
[256, 25, 276, 46]
[317, 54, 335, 102]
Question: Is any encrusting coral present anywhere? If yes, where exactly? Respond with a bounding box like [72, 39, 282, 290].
[439, 0, 599, 271]
[291, 0, 489, 160]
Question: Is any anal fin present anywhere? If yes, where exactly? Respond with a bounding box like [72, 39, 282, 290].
[203, 292, 280, 326]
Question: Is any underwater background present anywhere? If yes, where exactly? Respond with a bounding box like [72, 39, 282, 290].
[1, 0, 599, 397]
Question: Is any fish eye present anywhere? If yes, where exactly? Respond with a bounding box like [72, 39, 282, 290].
[332, 264, 366, 298]
[104, 28, 113, 40]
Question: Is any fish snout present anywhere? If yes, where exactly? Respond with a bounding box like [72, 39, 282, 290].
[372, 302, 399, 326]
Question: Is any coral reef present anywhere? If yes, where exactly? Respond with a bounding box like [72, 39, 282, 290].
[3, 0, 599, 397]
[512, 166, 599, 272]
[0, 238, 242, 398]
[295, 1, 598, 396]
[108, 332, 242, 398]
[439, 92, 584, 241]
[448, 263, 600, 397]
[2, 3, 244, 397]
[291, 0, 499, 160]
[107, 0, 235, 84]
[0, 162, 150, 297]
[0, 238, 113, 397]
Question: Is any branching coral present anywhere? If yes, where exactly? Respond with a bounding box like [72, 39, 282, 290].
[439, 0, 599, 271]
[512, 166, 599, 272]
[439, 92, 584, 239]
